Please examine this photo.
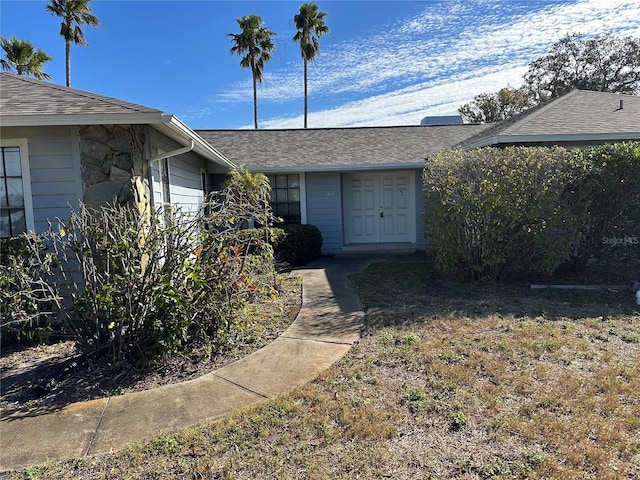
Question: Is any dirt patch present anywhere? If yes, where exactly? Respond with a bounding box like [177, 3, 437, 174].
[0, 276, 302, 417]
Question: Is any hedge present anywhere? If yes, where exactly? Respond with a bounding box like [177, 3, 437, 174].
[423, 146, 588, 281]
[274, 224, 323, 266]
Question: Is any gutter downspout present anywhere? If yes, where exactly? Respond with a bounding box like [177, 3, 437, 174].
[148, 138, 195, 164]
[145, 139, 194, 215]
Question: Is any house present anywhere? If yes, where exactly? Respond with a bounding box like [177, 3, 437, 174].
[3, 74, 637, 257]
[0, 73, 235, 239]
[198, 90, 640, 256]
[197, 124, 491, 254]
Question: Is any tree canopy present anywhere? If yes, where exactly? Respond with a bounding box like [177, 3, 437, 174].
[525, 33, 640, 102]
[459, 33, 640, 123]
[457, 86, 533, 124]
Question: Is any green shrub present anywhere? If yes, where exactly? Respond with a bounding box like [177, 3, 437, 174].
[274, 224, 323, 266]
[571, 142, 640, 268]
[423, 146, 588, 281]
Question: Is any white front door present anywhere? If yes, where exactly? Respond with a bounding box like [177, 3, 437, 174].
[342, 171, 415, 244]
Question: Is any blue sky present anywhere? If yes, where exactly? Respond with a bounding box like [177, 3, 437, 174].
[1, 0, 639, 129]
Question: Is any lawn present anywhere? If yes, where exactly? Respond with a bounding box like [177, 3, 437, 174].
[5, 260, 640, 479]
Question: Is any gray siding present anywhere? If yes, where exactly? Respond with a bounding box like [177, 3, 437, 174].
[1, 126, 82, 234]
[168, 156, 204, 214]
[305, 172, 343, 255]
[148, 127, 206, 215]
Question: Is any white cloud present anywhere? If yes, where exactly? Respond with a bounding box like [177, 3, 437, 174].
[258, 66, 527, 129]
[213, 0, 640, 128]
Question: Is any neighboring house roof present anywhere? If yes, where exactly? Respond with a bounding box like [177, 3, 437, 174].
[462, 90, 640, 148]
[0, 73, 235, 168]
[197, 124, 491, 172]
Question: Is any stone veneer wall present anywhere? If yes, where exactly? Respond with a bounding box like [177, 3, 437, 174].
[79, 125, 151, 208]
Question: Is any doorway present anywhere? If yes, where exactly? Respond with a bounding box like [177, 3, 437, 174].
[342, 171, 415, 245]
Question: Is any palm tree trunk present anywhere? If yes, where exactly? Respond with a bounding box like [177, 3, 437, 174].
[252, 74, 258, 129]
[303, 58, 308, 128]
[65, 39, 70, 87]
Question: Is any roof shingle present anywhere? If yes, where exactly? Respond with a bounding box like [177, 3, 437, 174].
[0, 73, 162, 118]
[197, 124, 491, 171]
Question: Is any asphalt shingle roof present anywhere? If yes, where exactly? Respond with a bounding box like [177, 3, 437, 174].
[462, 90, 640, 147]
[5, 74, 635, 172]
[197, 124, 491, 171]
[0, 73, 237, 167]
[0, 72, 162, 118]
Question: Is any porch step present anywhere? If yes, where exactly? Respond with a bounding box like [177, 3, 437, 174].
[341, 243, 417, 254]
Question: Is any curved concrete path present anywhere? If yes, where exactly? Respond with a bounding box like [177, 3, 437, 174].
[0, 255, 377, 472]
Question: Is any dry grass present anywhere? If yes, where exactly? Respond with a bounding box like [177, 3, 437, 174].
[5, 260, 640, 479]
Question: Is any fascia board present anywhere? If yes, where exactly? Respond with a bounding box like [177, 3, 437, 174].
[0, 112, 165, 127]
[462, 136, 499, 149]
[463, 132, 640, 149]
[0, 112, 237, 171]
[497, 133, 640, 143]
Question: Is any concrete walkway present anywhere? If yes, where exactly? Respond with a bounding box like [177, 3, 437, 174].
[0, 255, 377, 472]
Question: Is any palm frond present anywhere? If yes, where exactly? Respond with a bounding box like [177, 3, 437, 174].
[0, 35, 52, 80]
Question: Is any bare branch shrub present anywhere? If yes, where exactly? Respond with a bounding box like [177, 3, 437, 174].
[0, 235, 64, 344]
[2, 169, 279, 366]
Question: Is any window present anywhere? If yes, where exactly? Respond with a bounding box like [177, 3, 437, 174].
[267, 174, 301, 224]
[0, 141, 33, 238]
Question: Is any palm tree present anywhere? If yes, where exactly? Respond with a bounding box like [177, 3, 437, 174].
[0, 36, 52, 80]
[46, 0, 100, 87]
[293, 3, 329, 128]
[228, 15, 275, 129]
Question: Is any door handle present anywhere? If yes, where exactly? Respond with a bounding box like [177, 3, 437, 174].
[380, 210, 384, 218]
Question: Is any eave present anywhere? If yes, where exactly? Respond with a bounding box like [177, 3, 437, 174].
[157, 115, 237, 170]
